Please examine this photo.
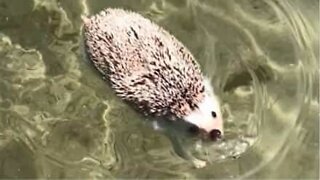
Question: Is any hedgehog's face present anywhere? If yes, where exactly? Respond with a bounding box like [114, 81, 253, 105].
[183, 80, 223, 141]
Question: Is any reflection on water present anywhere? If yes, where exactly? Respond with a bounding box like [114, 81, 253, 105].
[0, 0, 318, 178]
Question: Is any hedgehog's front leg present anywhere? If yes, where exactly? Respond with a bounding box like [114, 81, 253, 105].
[166, 132, 207, 168]
[152, 119, 207, 168]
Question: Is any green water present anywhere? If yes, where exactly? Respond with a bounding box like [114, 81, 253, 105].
[0, 0, 318, 179]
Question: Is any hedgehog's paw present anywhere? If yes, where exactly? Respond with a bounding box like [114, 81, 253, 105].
[152, 120, 162, 131]
[192, 158, 207, 169]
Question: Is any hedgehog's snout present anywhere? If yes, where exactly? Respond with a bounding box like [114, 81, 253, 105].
[200, 128, 222, 141]
[209, 129, 222, 141]
[188, 125, 222, 141]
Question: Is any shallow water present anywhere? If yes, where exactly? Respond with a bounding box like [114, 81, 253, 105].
[0, 0, 318, 179]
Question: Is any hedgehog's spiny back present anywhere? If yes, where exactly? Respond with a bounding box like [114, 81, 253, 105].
[84, 8, 205, 118]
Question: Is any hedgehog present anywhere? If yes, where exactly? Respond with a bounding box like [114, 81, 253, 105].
[82, 8, 223, 141]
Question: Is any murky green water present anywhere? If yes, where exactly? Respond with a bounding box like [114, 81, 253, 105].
[0, 0, 318, 179]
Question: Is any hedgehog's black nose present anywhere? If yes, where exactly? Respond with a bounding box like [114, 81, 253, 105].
[209, 129, 222, 141]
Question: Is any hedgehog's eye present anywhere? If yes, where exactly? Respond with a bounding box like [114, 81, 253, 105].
[211, 111, 217, 118]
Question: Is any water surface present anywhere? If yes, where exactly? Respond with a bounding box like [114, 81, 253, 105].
[0, 0, 318, 179]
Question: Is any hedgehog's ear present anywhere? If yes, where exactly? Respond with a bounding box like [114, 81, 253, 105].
[203, 77, 214, 94]
[81, 15, 90, 24]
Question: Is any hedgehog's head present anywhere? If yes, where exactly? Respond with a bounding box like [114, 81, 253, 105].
[183, 79, 223, 141]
